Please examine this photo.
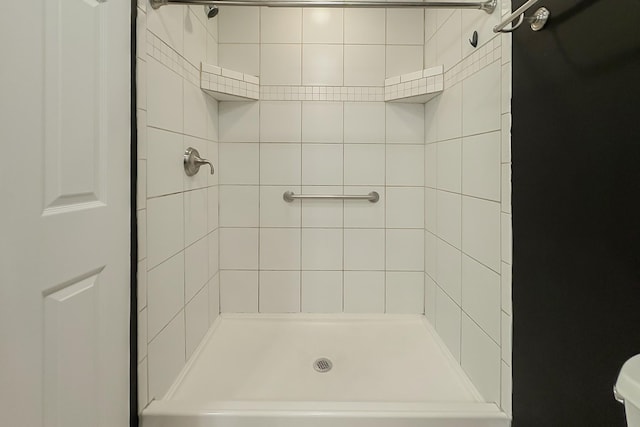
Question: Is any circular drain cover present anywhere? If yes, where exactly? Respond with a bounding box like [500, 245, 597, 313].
[313, 357, 333, 373]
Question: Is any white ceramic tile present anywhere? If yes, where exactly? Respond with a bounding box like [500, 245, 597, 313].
[138, 308, 147, 362]
[462, 196, 501, 272]
[208, 230, 219, 278]
[207, 186, 219, 233]
[343, 271, 385, 313]
[220, 270, 258, 312]
[208, 274, 220, 323]
[436, 10, 462, 72]
[437, 238, 462, 304]
[436, 190, 461, 249]
[218, 43, 260, 76]
[461, 9, 500, 60]
[425, 187, 437, 233]
[386, 103, 425, 144]
[260, 144, 302, 185]
[184, 12, 206, 67]
[344, 45, 385, 86]
[206, 34, 218, 65]
[184, 188, 208, 246]
[138, 358, 148, 409]
[344, 186, 385, 228]
[205, 96, 219, 142]
[218, 6, 259, 43]
[138, 259, 148, 312]
[386, 187, 424, 229]
[302, 45, 343, 86]
[386, 10, 424, 45]
[461, 255, 501, 343]
[385, 45, 423, 78]
[138, 209, 147, 262]
[137, 109, 147, 159]
[462, 60, 501, 136]
[386, 272, 424, 314]
[425, 143, 437, 188]
[501, 164, 512, 214]
[261, 44, 302, 85]
[461, 314, 501, 404]
[344, 9, 385, 44]
[501, 361, 513, 416]
[425, 9, 437, 41]
[424, 231, 437, 279]
[501, 63, 511, 114]
[259, 271, 301, 313]
[260, 186, 301, 228]
[137, 160, 147, 210]
[501, 261, 512, 315]
[147, 58, 183, 133]
[386, 145, 424, 186]
[184, 237, 209, 303]
[219, 185, 259, 227]
[302, 228, 343, 270]
[260, 228, 301, 270]
[137, 8, 147, 60]
[436, 139, 462, 192]
[147, 252, 184, 341]
[147, 193, 184, 268]
[301, 271, 343, 313]
[502, 311, 512, 365]
[183, 81, 208, 140]
[424, 95, 438, 145]
[261, 8, 302, 43]
[219, 102, 259, 142]
[146, 129, 183, 198]
[137, 60, 147, 112]
[302, 102, 343, 143]
[424, 36, 437, 70]
[302, 144, 343, 186]
[501, 113, 511, 163]
[436, 83, 462, 141]
[183, 136, 210, 191]
[424, 273, 437, 323]
[185, 285, 209, 359]
[218, 143, 259, 185]
[344, 144, 385, 186]
[462, 131, 501, 201]
[435, 286, 461, 361]
[344, 102, 385, 144]
[146, 3, 184, 54]
[260, 101, 302, 143]
[219, 228, 258, 269]
[301, 186, 344, 228]
[344, 229, 385, 271]
[147, 312, 185, 400]
[302, 9, 343, 43]
[386, 230, 424, 272]
[501, 212, 512, 264]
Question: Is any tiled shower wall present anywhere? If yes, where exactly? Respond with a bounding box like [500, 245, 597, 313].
[136, 0, 220, 409]
[217, 7, 429, 314]
[421, 3, 513, 416]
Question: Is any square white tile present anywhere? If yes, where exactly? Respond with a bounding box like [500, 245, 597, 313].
[461, 196, 501, 272]
[184, 236, 209, 303]
[260, 44, 302, 85]
[436, 190, 461, 249]
[343, 271, 385, 313]
[436, 139, 462, 193]
[386, 230, 424, 272]
[302, 144, 343, 186]
[147, 312, 185, 400]
[147, 193, 184, 268]
[219, 102, 259, 143]
[386, 272, 424, 313]
[301, 228, 343, 270]
[147, 252, 184, 340]
[344, 186, 385, 228]
[302, 45, 344, 86]
[386, 187, 424, 229]
[462, 131, 501, 201]
[184, 188, 208, 246]
[218, 143, 259, 185]
[386, 145, 424, 186]
[302, 102, 343, 143]
[436, 238, 462, 304]
[260, 186, 301, 228]
[220, 270, 258, 312]
[147, 127, 184, 198]
[218, 6, 260, 43]
[219, 228, 258, 270]
[260, 143, 302, 185]
[385, 45, 423, 78]
[259, 228, 301, 270]
[259, 271, 301, 313]
[261, 8, 302, 43]
[386, 104, 425, 144]
[344, 45, 385, 86]
[301, 186, 344, 228]
[344, 102, 385, 144]
[219, 185, 259, 228]
[461, 254, 501, 343]
[462, 60, 501, 136]
[386, 10, 424, 45]
[260, 101, 302, 143]
[218, 43, 260, 77]
[185, 286, 209, 359]
[302, 9, 343, 43]
[344, 9, 385, 44]
[344, 144, 385, 186]
[301, 271, 343, 313]
[435, 286, 461, 361]
[461, 314, 501, 404]
[344, 229, 385, 271]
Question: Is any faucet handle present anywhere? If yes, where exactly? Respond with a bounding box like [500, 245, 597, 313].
[184, 147, 214, 176]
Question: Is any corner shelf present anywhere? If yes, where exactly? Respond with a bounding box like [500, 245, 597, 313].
[384, 65, 444, 104]
[200, 62, 259, 101]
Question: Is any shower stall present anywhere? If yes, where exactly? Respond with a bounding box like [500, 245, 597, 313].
[135, 0, 512, 424]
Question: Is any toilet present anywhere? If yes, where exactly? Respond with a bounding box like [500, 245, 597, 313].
[616, 354, 640, 426]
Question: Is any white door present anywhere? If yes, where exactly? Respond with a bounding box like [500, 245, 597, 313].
[0, 1, 131, 426]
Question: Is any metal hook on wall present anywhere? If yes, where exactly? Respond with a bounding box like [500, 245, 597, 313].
[493, 0, 550, 33]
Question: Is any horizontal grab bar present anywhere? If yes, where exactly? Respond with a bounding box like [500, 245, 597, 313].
[283, 191, 380, 203]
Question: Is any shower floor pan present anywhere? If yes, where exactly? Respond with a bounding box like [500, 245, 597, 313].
[142, 314, 510, 427]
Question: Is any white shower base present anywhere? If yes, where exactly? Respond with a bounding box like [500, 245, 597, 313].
[142, 314, 509, 427]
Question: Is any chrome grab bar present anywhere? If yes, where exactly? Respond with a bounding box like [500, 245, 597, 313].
[494, 0, 550, 33]
[152, 0, 497, 13]
[283, 191, 380, 203]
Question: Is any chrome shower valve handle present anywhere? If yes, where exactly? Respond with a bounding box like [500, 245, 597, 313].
[184, 147, 214, 176]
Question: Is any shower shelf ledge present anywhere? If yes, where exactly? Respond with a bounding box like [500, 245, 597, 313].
[385, 65, 444, 103]
[200, 62, 259, 101]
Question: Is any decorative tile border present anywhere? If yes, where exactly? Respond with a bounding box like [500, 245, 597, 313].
[201, 63, 260, 101]
[260, 86, 385, 102]
[146, 31, 200, 86]
[444, 36, 502, 89]
[384, 65, 444, 103]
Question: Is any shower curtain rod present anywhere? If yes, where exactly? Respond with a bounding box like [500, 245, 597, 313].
[151, 0, 496, 13]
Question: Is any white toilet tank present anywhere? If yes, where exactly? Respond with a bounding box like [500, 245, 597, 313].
[616, 354, 640, 426]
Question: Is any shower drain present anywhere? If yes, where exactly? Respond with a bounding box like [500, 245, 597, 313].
[313, 357, 333, 373]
